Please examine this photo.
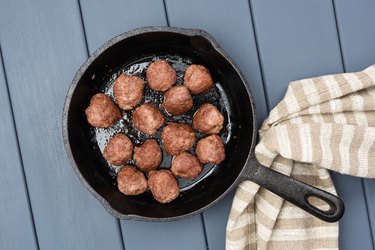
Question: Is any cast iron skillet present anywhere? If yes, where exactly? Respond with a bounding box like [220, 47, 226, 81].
[63, 26, 344, 222]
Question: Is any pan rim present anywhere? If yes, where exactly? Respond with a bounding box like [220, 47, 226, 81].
[62, 26, 257, 221]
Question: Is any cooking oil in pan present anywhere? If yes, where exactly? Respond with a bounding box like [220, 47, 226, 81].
[92, 54, 233, 194]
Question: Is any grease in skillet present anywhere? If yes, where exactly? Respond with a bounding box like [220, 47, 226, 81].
[86, 55, 232, 203]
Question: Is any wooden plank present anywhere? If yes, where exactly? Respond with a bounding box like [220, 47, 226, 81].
[80, 0, 168, 53]
[0, 49, 38, 250]
[250, 0, 374, 249]
[0, 1, 124, 249]
[363, 181, 375, 248]
[79, 1, 208, 249]
[165, 0, 269, 248]
[333, 0, 375, 71]
[333, 0, 375, 247]
[122, 217, 207, 250]
[331, 173, 374, 250]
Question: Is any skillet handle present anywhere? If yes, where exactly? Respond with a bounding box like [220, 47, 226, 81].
[242, 154, 344, 222]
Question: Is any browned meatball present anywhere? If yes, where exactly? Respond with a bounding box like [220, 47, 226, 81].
[184, 64, 214, 94]
[117, 165, 147, 195]
[113, 73, 144, 110]
[148, 170, 179, 203]
[146, 60, 177, 91]
[103, 134, 133, 165]
[196, 135, 225, 164]
[161, 123, 196, 155]
[162, 85, 193, 115]
[133, 139, 162, 172]
[85, 93, 121, 128]
[133, 103, 165, 135]
[171, 152, 202, 179]
[193, 103, 224, 134]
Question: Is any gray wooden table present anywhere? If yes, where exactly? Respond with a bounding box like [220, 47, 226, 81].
[1, 0, 374, 249]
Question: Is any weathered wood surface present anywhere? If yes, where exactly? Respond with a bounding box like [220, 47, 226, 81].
[0, 0, 374, 249]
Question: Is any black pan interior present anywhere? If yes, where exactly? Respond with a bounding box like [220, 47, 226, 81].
[66, 30, 254, 219]
[95, 54, 232, 191]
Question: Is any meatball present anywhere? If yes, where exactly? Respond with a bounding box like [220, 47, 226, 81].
[184, 64, 214, 94]
[113, 73, 144, 110]
[133, 103, 165, 135]
[85, 93, 121, 128]
[193, 103, 224, 134]
[162, 85, 193, 115]
[146, 60, 177, 91]
[117, 165, 147, 195]
[196, 135, 225, 164]
[161, 123, 196, 155]
[133, 139, 162, 172]
[103, 134, 133, 165]
[148, 170, 179, 203]
[171, 152, 202, 179]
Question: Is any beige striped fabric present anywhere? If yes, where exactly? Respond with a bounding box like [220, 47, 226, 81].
[226, 65, 375, 250]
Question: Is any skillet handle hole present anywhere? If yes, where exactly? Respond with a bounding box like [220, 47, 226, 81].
[306, 195, 335, 215]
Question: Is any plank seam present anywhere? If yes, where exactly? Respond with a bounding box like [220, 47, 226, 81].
[332, 0, 347, 72]
[117, 219, 126, 250]
[77, 0, 90, 57]
[0, 45, 40, 250]
[247, 0, 270, 113]
[77, 1, 126, 249]
[162, 0, 170, 26]
[362, 180, 375, 250]
[201, 214, 210, 250]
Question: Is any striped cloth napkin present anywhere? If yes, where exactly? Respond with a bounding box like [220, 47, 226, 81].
[226, 65, 375, 250]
